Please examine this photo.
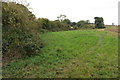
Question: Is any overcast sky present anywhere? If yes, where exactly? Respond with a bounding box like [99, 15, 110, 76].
[26, 0, 119, 25]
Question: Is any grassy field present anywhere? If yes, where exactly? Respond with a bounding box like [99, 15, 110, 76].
[3, 29, 118, 78]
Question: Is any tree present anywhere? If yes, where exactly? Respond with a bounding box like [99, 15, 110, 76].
[86, 20, 90, 24]
[94, 17, 105, 28]
[71, 22, 76, 26]
[77, 20, 86, 27]
[38, 18, 50, 29]
[57, 14, 66, 22]
[57, 16, 60, 21]
[63, 19, 71, 25]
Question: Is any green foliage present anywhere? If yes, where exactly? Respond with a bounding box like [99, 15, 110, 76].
[36, 14, 94, 32]
[37, 18, 50, 30]
[77, 20, 86, 27]
[2, 2, 38, 30]
[36, 15, 70, 32]
[94, 17, 105, 28]
[71, 22, 77, 26]
[82, 24, 95, 29]
[74, 26, 78, 29]
[76, 20, 94, 29]
[63, 19, 71, 25]
[48, 21, 69, 31]
[2, 2, 43, 60]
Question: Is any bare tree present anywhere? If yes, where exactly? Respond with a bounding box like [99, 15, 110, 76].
[58, 14, 67, 22]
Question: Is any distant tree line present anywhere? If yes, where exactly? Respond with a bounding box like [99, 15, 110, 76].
[37, 15, 97, 32]
[37, 15, 105, 32]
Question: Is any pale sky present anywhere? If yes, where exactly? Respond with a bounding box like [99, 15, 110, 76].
[27, 0, 119, 25]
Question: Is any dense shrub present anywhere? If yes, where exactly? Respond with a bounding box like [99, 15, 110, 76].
[49, 21, 70, 31]
[75, 20, 95, 29]
[37, 15, 95, 32]
[80, 24, 95, 29]
[2, 2, 43, 61]
[2, 2, 38, 31]
[37, 20, 70, 32]
[37, 18, 50, 30]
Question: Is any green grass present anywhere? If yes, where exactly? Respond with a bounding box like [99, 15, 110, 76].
[3, 29, 118, 78]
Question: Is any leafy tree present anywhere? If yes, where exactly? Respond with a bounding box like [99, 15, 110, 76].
[48, 20, 69, 31]
[76, 20, 94, 29]
[77, 20, 86, 27]
[94, 17, 105, 28]
[71, 22, 76, 26]
[38, 18, 50, 30]
[86, 20, 90, 24]
[63, 19, 71, 25]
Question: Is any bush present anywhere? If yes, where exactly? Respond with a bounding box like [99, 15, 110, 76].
[74, 26, 78, 30]
[2, 2, 43, 61]
[84, 24, 95, 29]
[40, 29, 49, 33]
[37, 18, 50, 30]
[48, 21, 70, 31]
[2, 27, 43, 58]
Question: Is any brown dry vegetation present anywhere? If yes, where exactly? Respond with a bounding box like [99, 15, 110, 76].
[105, 25, 118, 33]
